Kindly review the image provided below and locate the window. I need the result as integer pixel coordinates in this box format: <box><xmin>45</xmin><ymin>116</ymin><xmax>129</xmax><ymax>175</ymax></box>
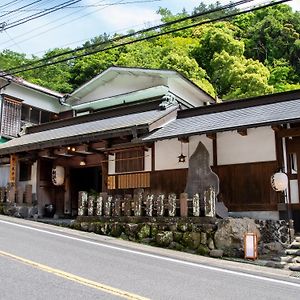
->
<box><xmin>1</xmin><ymin>98</ymin><xmax>22</xmax><ymax>137</ymax></box>
<box><xmin>21</xmin><ymin>104</ymin><xmax>54</xmax><ymax>125</ymax></box>
<box><xmin>19</xmin><ymin>161</ymin><xmax>31</xmax><ymax>181</ymax></box>
<box><xmin>115</xmin><ymin>149</ymin><xmax>144</xmax><ymax>173</ymax></box>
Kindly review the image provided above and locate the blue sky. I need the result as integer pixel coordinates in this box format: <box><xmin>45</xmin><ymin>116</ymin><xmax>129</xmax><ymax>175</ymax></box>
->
<box><xmin>0</xmin><ymin>0</ymin><xmax>299</xmax><ymax>57</ymax></box>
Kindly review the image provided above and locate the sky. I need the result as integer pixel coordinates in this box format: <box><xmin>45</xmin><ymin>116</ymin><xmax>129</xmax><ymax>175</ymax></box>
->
<box><xmin>0</xmin><ymin>0</ymin><xmax>299</xmax><ymax>57</ymax></box>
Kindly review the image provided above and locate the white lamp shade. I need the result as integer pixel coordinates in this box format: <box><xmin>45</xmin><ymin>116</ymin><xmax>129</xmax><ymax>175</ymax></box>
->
<box><xmin>52</xmin><ymin>165</ymin><xmax>65</xmax><ymax>186</ymax></box>
<box><xmin>271</xmin><ymin>172</ymin><xmax>288</xmax><ymax>191</ymax></box>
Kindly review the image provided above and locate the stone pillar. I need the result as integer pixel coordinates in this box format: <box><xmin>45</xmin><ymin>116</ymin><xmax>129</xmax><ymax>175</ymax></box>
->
<box><xmin>0</xmin><ymin>187</ymin><xmax>5</xmax><ymax>203</ymax></box>
<box><xmin>156</xmin><ymin>194</ymin><xmax>165</xmax><ymax>217</ymax></box>
<box><xmin>78</xmin><ymin>191</ymin><xmax>88</xmax><ymax>216</ymax></box>
<box><xmin>104</xmin><ymin>195</ymin><xmax>112</xmax><ymax>216</ymax></box>
<box><xmin>168</xmin><ymin>193</ymin><xmax>176</xmax><ymax>217</ymax></box>
<box><xmin>95</xmin><ymin>194</ymin><xmax>103</xmax><ymax>216</ymax></box>
<box><xmin>192</xmin><ymin>193</ymin><xmax>200</xmax><ymax>217</ymax></box>
<box><xmin>145</xmin><ymin>194</ymin><xmax>154</xmax><ymax>217</ymax></box>
<box><xmin>87</xmin><ymin>195</ymin><xmax>94</xmax><ymax>216</ymax></box>
<box><xmin>180</xmin><ymin>193</ymin><xmax>188</xmax><ymax>217</ymax></box>
<box><xmin>113</xmin><ymin>195</ymin><xmax>122</xmax><ymax>217</ymax></box>
<box><xmin>204</xmin><ymin>186</ymin><xmax>216</xmax><ymax>217</ymax></box>
<box><xmin>124</xmin><ymin>194</ymin><xmax>132</xmax><ymax>216</ymax></box>
<box><xmin>133</xmin><ymin>189</ymin><xmax>143</xmax><ymax>216</ymax></box>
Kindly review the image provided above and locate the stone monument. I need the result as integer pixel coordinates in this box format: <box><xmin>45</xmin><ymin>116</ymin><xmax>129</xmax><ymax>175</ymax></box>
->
<box><xmin>185</xmin><ymin>141</ymin><xmax>228</xmax><ymax>218</ymax></box>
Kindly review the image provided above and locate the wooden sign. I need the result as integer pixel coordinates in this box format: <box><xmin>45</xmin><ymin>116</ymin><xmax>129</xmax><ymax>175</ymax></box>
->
<box><xmin>244</xmin><ymin>233</ymin><xmax>258</xmax><ymax>260</ymax></box>
<box><xmin>9</xmin><ymin>154</ymin><xmax>17</xmax><ymax>184</ymax></box>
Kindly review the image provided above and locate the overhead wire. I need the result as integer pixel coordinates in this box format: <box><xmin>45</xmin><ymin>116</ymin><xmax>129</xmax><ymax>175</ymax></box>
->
<box><xmin>0</xmin><ymin>0</ymin><xmax>24</xmax><ymax>10</ymax></box>
<box><xmin>0</xmin><ymin>0</ymin><xmax>43</xmax><ymax>19</ymax></box>
<box><xmin>4</xmin><ymin>0</ymin><xmax>256</xmax><ymax>73</ymax></box>
<box><xmin>4</xmin><ymin>0</ymin><xmax>83</xmax><ymax>30</ymax></box>
<box><xmin>0</xmin><ymin>0</ymin><xmax>114</xmax><ymax>49</ymax></box>
<box><xmin>3</xmin><ymin>0</ymin><xmax>292</xmax><ymax>75</ymax></box>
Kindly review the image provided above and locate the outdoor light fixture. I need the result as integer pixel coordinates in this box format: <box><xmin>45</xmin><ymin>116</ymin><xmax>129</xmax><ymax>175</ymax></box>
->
<box><xmin>79</xmin><ymin>160</ymin><xmax>86</xmax><ymax>166</ymax></box>
<box><xmin>178</xmin><ymin>141</ymin><xmax>186</xmax><ymax>163</ymax></box>
<box><xmin>271</xmin><ymin>170</ymin><xmax>288</xmax><ymax>191</ymax></box>
<box><xmin>52</xmin><ymin>165</ymin><xmax>65</xmax><ymax>186</ymax></box>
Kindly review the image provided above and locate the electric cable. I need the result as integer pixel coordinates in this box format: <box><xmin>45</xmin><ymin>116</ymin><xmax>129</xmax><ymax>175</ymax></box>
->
<box><xmin>4</xmin><ymin>0</ymin><xmax>257</xmax><ymax>73</ymax></box>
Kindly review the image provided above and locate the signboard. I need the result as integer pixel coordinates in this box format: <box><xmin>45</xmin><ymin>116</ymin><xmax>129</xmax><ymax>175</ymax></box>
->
<box><xmin>244</xmin><ymin>233</ymin><xmax>258</xmax><ymax>260</ymax></box>
<box><xmin>9</xmin><ymin>154</ymin><xmax>17</xmax><ymax>184</ymax></box>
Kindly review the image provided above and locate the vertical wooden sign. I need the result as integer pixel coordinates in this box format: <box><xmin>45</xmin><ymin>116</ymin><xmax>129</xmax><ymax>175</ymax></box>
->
<box><xmin>9</xmin><ymin>154</ymin><xmax>17</xmax><ymax>184</ymax></box>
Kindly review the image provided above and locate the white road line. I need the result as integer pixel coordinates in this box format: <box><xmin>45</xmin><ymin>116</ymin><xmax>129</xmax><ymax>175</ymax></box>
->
<box><xmin>1</xmin><ymin>219</ymin><xmax>300</xmax><ymax>288</ymax></box>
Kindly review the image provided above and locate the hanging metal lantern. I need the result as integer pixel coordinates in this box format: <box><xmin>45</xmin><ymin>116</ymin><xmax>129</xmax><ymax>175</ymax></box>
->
<box><xmin>52</xmin><ymin>165</ymin><xmax>65</xmax><ymax>186</ymax></box>
<box><xmin>271</xmin><ymin>171</ymin><xmax>288</xmax><ymax>191</ymax></box>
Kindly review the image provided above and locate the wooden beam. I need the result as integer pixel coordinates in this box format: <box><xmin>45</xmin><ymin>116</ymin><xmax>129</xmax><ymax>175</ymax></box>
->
<box><xmin>271</xmin><ymin>125</ymin><xmax>282</xmax><ymax>132</ymax></box>
<box><xmin>237</xmin><ymin>128</ymin><xmax>247</xmax><ymax>136</ymax></box>
<box><xmin>277</xmin><ymin>127</ymin><xmax>300</xmax><ymax>138</ymax></box>
<box><xmin>38</xmin><ymin>149</ymin><xmax>56</xmax><ymax>159</ymax></box>
<box><xmin>206</xmin><ymin>133</ymin><xmax>216</xmax><ymax>140</ymax></box>
<box><xmin>90</xmin><ymin>140</ymin><xmax>108</xmax><ymax>150</ymax></box>
<box><xmin>178</xmin><ymin>137</ymin><xmax>189</xmax><ymax>143</ymax></box>
<box><xmin>54</xmin><ymin>148</ymin><xmax>74</xmax><ymax>157</ymax></box>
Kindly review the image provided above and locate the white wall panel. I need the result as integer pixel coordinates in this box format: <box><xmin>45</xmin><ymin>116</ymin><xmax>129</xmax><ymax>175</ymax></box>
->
<box><xmin>217</xmin><ymin>127</ymin><xmax>276</xmax><ymax>165</ymax></box>
<box><xmin>155</xmin><ymin>135</ymin><xmax>213</xmax><ymax>170</ymax></box>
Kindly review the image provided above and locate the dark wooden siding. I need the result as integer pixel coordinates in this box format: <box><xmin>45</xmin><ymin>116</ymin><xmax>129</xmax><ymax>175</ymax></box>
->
<box><xmin>213</xmin><ymin>161</ymin><xmax>279</xmax><ymax>211</ymax></box>
<box><xmin>150</xmin><ymin>169</ymin><xmax>188</xmax><ymax>196</ymax></box>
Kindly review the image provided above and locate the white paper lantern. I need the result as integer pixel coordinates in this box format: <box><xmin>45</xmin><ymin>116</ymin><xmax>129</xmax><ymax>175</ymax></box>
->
<box><xmin>271</xmin><ymin>171</ymin><xmax>288</xmax><ymax>191</ymax></box>
<box><xmin>52</xmin><ymin>165</ymin><xmax>65</xmax><ymax>186</ymax></box>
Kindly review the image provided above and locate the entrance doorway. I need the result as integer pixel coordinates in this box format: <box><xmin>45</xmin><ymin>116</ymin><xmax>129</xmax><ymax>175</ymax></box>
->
<box><xmin>286</xmin><ymin>137</ymin><xmax>300</xmax><ymax>231</ymax></box>
<box><xmin>70</xmin><ymin>166</ymin><xmax>102</xmax><ymax>215</ymax></box>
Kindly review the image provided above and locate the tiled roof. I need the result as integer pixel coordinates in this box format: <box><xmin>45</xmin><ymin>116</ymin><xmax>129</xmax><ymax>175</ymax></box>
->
<box><xmin>144</xmin><ymin>97</ymin><xmax>300</xmax><ymax>141</ymax></box>
<box><xmin>0</xmin><ymin>107</ymin><xmax>177</xmax><ymax>155</ymax></box>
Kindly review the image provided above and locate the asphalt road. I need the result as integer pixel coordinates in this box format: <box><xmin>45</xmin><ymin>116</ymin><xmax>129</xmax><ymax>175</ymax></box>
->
<box><xmin>0</xmin><ymin>215</ymin><xmax>300</xmax><ymax>300</ymax></box>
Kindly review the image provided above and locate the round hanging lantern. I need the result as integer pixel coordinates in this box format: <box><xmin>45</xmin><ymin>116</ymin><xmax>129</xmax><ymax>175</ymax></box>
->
<box><xmin>271</xmin><ymin>171</ymin><xmax>288</xmax><ymax>191</ymax></box>
<box><xmin>52</xmin><ymin>165</ymin><xmax>65</xmax><ymax>186</ymax></box>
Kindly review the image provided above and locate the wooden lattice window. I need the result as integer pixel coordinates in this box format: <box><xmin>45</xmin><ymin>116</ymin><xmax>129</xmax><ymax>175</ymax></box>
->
<box><xmin>115</xmin><ymin>149</ymin><xmax>144</xmax><ymax>173</ymax></box>
<box><xmin>1</xmin><ymin>98</ymin><xmax>22</xmax><ymax>137</ymax></box>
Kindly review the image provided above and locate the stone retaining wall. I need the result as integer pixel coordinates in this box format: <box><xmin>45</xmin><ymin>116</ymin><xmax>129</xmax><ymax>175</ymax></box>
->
<box><xmin>71</xmin><ymin>216</ymin><xmax>291</xmax><ymax>258</ymax></box>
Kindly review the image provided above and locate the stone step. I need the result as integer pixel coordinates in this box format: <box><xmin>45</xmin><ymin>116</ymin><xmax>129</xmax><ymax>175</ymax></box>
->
<box><xmin>289</xmin><ymin>242</ymin><xmax>300</xmax><ymax>249</ymax></box>
<box><xmin>279</xmin><ymin>256</ymin><xmax>295</xmax><ymax>263</ymax></box>
<box><xmin>285</xmin><ymin>249</ymin><xmax>300</xmax><ymax>256</ymax></box>
<box><xmin>289</xmin><ymin>264</ymin><xmax>300</xmax><ymax>272</ymax></box>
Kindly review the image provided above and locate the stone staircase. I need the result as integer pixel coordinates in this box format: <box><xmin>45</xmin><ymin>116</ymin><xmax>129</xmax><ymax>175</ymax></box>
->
<box><xmin>282</xmin><ymin>236</ymin><xmax>300</xmax><ymax>271</ymax></box>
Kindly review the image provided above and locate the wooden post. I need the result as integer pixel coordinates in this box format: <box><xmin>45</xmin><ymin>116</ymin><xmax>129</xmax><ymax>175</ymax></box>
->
<box><xmin>180</xmin><ymin>193</ymin><xmax>188</xmax><ymax>217</ymax></box>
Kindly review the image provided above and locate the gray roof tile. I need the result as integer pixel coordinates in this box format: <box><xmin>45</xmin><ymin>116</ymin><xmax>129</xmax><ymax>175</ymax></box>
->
<box><xmin>0</xmin><ymin>108</ymin><xmax>175</xmax><ymax>155</ymax></box>
<box><xmin>144</xmin><ymin>98</ymin><xmax>300</xmax><ymax>141</ymax></box>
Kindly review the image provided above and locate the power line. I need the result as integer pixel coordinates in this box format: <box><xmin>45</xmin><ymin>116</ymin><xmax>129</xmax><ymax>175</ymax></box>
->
<box><xmin>3</xmin><ymin>0</ymin><xmax>292</xmax><ymax>75</ymax></box>
<box><xmin>0</xmin><ymin>0</ymin><xmax>162</xmax><ymax>12</ymax></box>
<box><xmin>0</xmin><ymin>0</ymin><xmax>117</xmax><ymax>49</ymax></box>
<box><xmin>3</xmin><ymin>0</ymin><xmax>83</xmax><ymax>30</ymax></box>
<box><xmin>0</xmin><ymin>0</ymin><xmax>24</xmax><ymax>10</ymax></box>
<box><xmin>0</xmin><ymin>0</ymin><xmax>43</xmax><ymax>19</ymax></box>
<box><xmin>4</xmin><ymin>0</ymin><xmax>256</xmax><ymax>73</ymax></box>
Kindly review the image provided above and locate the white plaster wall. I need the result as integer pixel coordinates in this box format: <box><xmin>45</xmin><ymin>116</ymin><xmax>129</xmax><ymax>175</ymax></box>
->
<box><xmin>0</xmin><ymin>165</ymin><xmax>9</xmax><ymax>186</ymax></box>
<box><xmin>80</xmin><ymin>75</ymin><xmax>166</xmax><ymax>103</ymax></box>
<box><xmin>290</xmin><ymin>180</ymin><xmax>299</xmax><ymax>204</ymax></box>
<box><xmin>217</xmin><ymin>126</ymin><xmax>276</xmax><ymax>165</ymax></box>
<box><xmin>4</xmin><ymin>84</ymin><xmax>61</xmax><ymax>113</ymax></box>
<box><xmin>155</xmin><ymin>135</ymin><xmax>213</xmax><ymax>171</ymax></box>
